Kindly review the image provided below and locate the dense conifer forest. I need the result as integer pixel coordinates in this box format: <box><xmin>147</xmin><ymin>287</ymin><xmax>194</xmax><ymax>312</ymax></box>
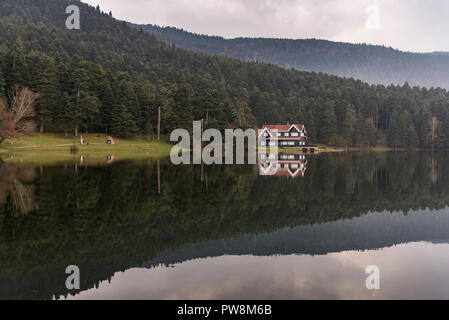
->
<box><xmin>1</xmin><ymin>0</ymin><xmax>449</xmax><ymax>148</ymax></box>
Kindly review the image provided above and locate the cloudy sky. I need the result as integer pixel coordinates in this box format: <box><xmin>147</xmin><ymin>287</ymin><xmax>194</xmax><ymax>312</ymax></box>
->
<box><xmin>82</xmin><ymin>0</ymin><xmax>449</xmax><ymax>53</ymax></box>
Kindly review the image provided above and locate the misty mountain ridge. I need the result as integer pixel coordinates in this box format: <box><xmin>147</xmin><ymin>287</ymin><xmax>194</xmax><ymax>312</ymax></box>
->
<box><xmin>137</xmin><ymin>24</ymin><xmax>449</xmax><ymax>89</ymax></box>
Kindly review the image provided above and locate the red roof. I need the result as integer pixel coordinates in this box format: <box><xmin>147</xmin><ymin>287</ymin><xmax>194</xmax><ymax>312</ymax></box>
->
<box><xmin>262</xmin><ymin>124</ymin><xmax>304</xmax><ymax>132</ymax></box>
<box><xmin>273</xmin><ymin>169</ymin><xmax>304</xmax><ymax>178</ymax></box>
<box><xmin>259</xmin><ymin>163</ymin><xmax>306</xmax><ymax>178</ymax></box>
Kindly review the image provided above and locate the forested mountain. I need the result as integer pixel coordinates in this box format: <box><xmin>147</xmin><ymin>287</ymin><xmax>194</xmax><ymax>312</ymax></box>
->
<box><xmin>1</xmin><ymin>0</ymin><xmax>449</xmax><ymax>148</ymax></box>
<box><xmin>140</xmin><ymin>24</ymin><xmax>449</xmax><ymax>90</ymax></box>
<box><xmin>428</xmin><ymin>52</ymin><xmax>449</xmax><ymax>57</ymax></box>
<box><xmin>145</xmin><ymin>209</ymin><xmax>449</xmax><ymax>267</ymax></box>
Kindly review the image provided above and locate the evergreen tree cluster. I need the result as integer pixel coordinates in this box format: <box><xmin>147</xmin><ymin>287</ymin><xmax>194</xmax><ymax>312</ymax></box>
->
<box><xmin>1</xmin><ymin>0</ymin><xmax>449</xmax><ymax>147</ymax></box>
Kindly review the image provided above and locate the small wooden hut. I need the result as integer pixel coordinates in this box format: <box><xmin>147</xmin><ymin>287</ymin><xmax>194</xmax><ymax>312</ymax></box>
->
<box><xmin>106</xmin><ymin>136</ymin><xmax>116</xmax><ymax>145</ymax></box>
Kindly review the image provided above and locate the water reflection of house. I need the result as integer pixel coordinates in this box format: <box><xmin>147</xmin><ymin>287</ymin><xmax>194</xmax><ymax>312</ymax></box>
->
<box><xmin>258</xmin><ymin>153</ymin><xmax>307</xmax><ymax>178</ymax></box>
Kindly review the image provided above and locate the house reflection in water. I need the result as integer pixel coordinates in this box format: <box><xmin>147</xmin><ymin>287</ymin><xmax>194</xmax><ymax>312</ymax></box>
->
<box><xmin>258</xmin><ymin>153</ymin><xmax>307</xmax><ymax>178</ymax></box>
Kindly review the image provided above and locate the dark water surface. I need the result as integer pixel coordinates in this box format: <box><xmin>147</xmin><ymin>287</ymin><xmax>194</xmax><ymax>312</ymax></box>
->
<box><xmin>1</xmin><ymin>152</ymin><xmax>449</xmax><ymax>299</ymax></box>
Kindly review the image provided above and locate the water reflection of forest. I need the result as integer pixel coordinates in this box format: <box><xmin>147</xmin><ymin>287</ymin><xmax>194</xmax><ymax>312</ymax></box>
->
<box><xmin>0</xmin><ymin>152</ymin><xmax>448</xmax><ymax>299</ymax></box>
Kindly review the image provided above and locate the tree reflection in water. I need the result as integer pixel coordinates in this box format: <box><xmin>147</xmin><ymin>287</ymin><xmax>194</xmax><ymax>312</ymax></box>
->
<box><xmin>0</xmin><ymin>152</ymin><xmax>448</xmax><ymax>299</ymax></box>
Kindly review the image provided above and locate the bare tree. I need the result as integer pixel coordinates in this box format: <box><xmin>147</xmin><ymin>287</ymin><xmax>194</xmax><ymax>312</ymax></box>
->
<box><xmin>11</xmin><ymin>179</ymin><xmax>37</xmax><ymax>215</ymax></box>
<box><xmin>0</xmin><ymin>163</ymin><xmax>37</xmax><ymax>215</ymax></box>
<box><xmin>8</xmin><ymin>85</ymin><xmax>39</xmax><ymax>133</ymax></box>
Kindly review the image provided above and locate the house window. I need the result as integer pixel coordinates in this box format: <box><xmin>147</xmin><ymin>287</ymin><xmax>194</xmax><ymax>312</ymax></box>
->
<box><xmin>288</xmin><ymin>155</ymin><xmax>295</xmax><ymax>159</ymax></box>
<box><xmin>291</xmin><ymin>133</ymin><xmax>299</xmax><ymax>136</ymax></box>
<box><xmin>288</xmin><ymin>141</ymin><xmax>294</xmax><ymax>146</ymax></box>
<box><xmin>269</xmin><ymin>141</ymin><xmax>276</xmax><ymax>146</ymax></box>
<box><xmin>291</xmin><ymin>164</ymin><xmax>299</xmax><ymax>169</ymax></box>
<box><xmin>285</xmin><ymin>133</ymin><xmax>290</xmax><ymax>137</ymax></box>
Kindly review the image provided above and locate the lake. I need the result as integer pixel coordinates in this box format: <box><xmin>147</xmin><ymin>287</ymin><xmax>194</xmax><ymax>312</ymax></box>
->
<box><xmin>1</xmin><ymin>151</ymin><xmax>449</xmax><ymax>299</ymax></box>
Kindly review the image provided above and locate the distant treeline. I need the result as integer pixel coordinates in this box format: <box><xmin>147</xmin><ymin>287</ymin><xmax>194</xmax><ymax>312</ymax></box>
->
<box><xmin>2</xmin><ymin>0</ymin><xmax>449</xmax><ymax>148</ymax></box>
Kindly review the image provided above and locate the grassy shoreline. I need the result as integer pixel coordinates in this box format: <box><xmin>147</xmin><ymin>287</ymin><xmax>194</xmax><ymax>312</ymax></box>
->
<box><xmin>0</xmin><ymin>134</ymin><xmax>173</xmax><ymax>164</ymax></box>
<box><xmin>0</xmin><ymin>134</ymin><xmax>415</xmax><ymax>164</ymax></box>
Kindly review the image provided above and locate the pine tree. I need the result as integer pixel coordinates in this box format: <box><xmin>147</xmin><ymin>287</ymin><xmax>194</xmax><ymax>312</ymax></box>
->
<box><xmin>69</xmin><ymin>58</ymin><xmax>98</xmax><ymax>134</ymax></box>
<box><xmin>117</xmin><ymin>73</ymin><xmax>139</xmax><ymax>122</ymax></box>
<box><xmin>110</xmin><ymin>103</ymin><xmax>138</xmax><ymax>137</ymax></box>
<box><xmin>201</xmin><ymin>89</ymin><xmax>226</xmax><ymax>128</ymax></box>
<box><xmin>343</xmin><ymin>104</ymin><xmax>356</xmax><ymax>144</ymax></box>
<box><xmin>99</xmin><ymin>83</ymin><xmax>115</xmax><ymax>134</ymax></box>
<box><xmin>35</xmin><ymin>56</ymin><xmax>60</xmax><ymax>132</ymax></box>
<box><xmin>0</xmin><ymin>67</ymin><xmax>6</xmax><ymax>101</ymax></box>
<box><xmin>0</xmin><ymin>99</ymin><xmax>15</xmax><ymax>143</ymax></box>
<box><xmin>58</xmin><ymin>92</ymin><xmax>76</xmax><ymax>135</ymax></box>
<box><xmin>436</xmin><ymin>110</ymin><xmax>449</xmax><ymax>149</ymax></box>
<box><xmin>232</xmin><ymin>98</ymin><xmax>256</xmax><ymax>128</ymax></box>
<box><xmin>354</xmin><ymin>114</ymin><xmax>370</xmax><ymax>146</ymax></box>
<box><xmin>79</xmin><ymin>92</ymin><xmax>101</xmax><ymax>133</ymax></box>
<box><xmin>416</xmin><ymin>109</ymin><xmax>433</xmax><ymax>148</ymax></box>
<box><xmin>320</xmin><ymin>102</ymin><xmax>337</xmax><ymax>144</ymax></box>
<box><xmin>388</xmin><ymin>110</ymin><xmax>415</xmax><ymax>148</ymax></box>
<box><xmin>134</xmin><ymin>79</ymin><xmax>157</xmax><ymax>132</ymax></box>
<box><xmin>169</xmin><ymin>84</ymin><xmax>193</xmax><ymax>130</ymax></box>
<box><xmin>4</xmin><ymin>41</ymin><xmax>27</xmax><ymax>92</ymax></box>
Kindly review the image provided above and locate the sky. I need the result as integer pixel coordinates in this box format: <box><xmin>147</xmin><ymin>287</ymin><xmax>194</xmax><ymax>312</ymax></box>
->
<box><xmin>68</xmin><ymin>242</ymin><xmax>449</xmax><ymax>299</ymax></box>
<box><xmin>82</xmin><ymin>0</ymin><xmax>449</xmax><ymax>53</ymax></box>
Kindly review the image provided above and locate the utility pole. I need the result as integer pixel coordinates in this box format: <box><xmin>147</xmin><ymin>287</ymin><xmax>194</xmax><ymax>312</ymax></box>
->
<box><xmin>157</xmin><ymin>106</ymin><xmax>161</xmax><ymax>141</ymax></box>
<box><xmin>431</xmin><ymin>117</ymin><xmax>437</xmax><ymax>152</ymax></box>
<box><xmin>157</xmin><ymin>160</ymin><xmax>161</xmax><ymax>194</ymax></box>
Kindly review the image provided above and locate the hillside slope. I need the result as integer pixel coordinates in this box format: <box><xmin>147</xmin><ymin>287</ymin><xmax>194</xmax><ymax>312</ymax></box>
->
<box><xmin>1</xmin><ymin>0</ymin><xmax>449</xmax><ymax>148</ymax></box>
<box><xmin>140</xmin><ymin>24</ymin><xmax>449</xmax><ymax>89</ymax></box>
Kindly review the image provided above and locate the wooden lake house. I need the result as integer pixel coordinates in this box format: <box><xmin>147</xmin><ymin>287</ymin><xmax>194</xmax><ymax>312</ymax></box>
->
<box><xmin>259</xmin><ymin>123</ymin><xmax>317</xmax><ymax>152</ymax></box>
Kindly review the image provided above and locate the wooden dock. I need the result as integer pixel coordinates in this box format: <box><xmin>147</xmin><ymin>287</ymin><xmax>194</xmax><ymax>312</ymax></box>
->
<box><xmin>302</xmin><ymin>145</ymin><xmax>318</xmax><ymax>153</ymax></box>
<box><xmin>280</xmin><ymin>145</ymin><xmax>318</xmax><ymax>153</ymax></box>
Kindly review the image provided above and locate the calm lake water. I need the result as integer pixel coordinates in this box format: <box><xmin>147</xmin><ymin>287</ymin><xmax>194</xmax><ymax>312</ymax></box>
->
<box><xmin>1</xmin><ymin>152</ymin><xmax>449</xmax><ymax>299</ymax></box>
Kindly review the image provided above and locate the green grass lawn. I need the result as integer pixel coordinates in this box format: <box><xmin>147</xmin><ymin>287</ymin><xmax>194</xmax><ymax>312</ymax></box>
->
<box><xmin>0</xmin><ymin>134</ymin><xmax>173</xmax><ymax>164</ymax></box>
<box><xmin>316</xmin><ymin>145</ymin><xmax>346</xmax><ymax>153</ymax></box>
<box><xmin>0</xmin><ymin>134</ymin><xmax>405</xmax><ymax>165</ymax></box>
